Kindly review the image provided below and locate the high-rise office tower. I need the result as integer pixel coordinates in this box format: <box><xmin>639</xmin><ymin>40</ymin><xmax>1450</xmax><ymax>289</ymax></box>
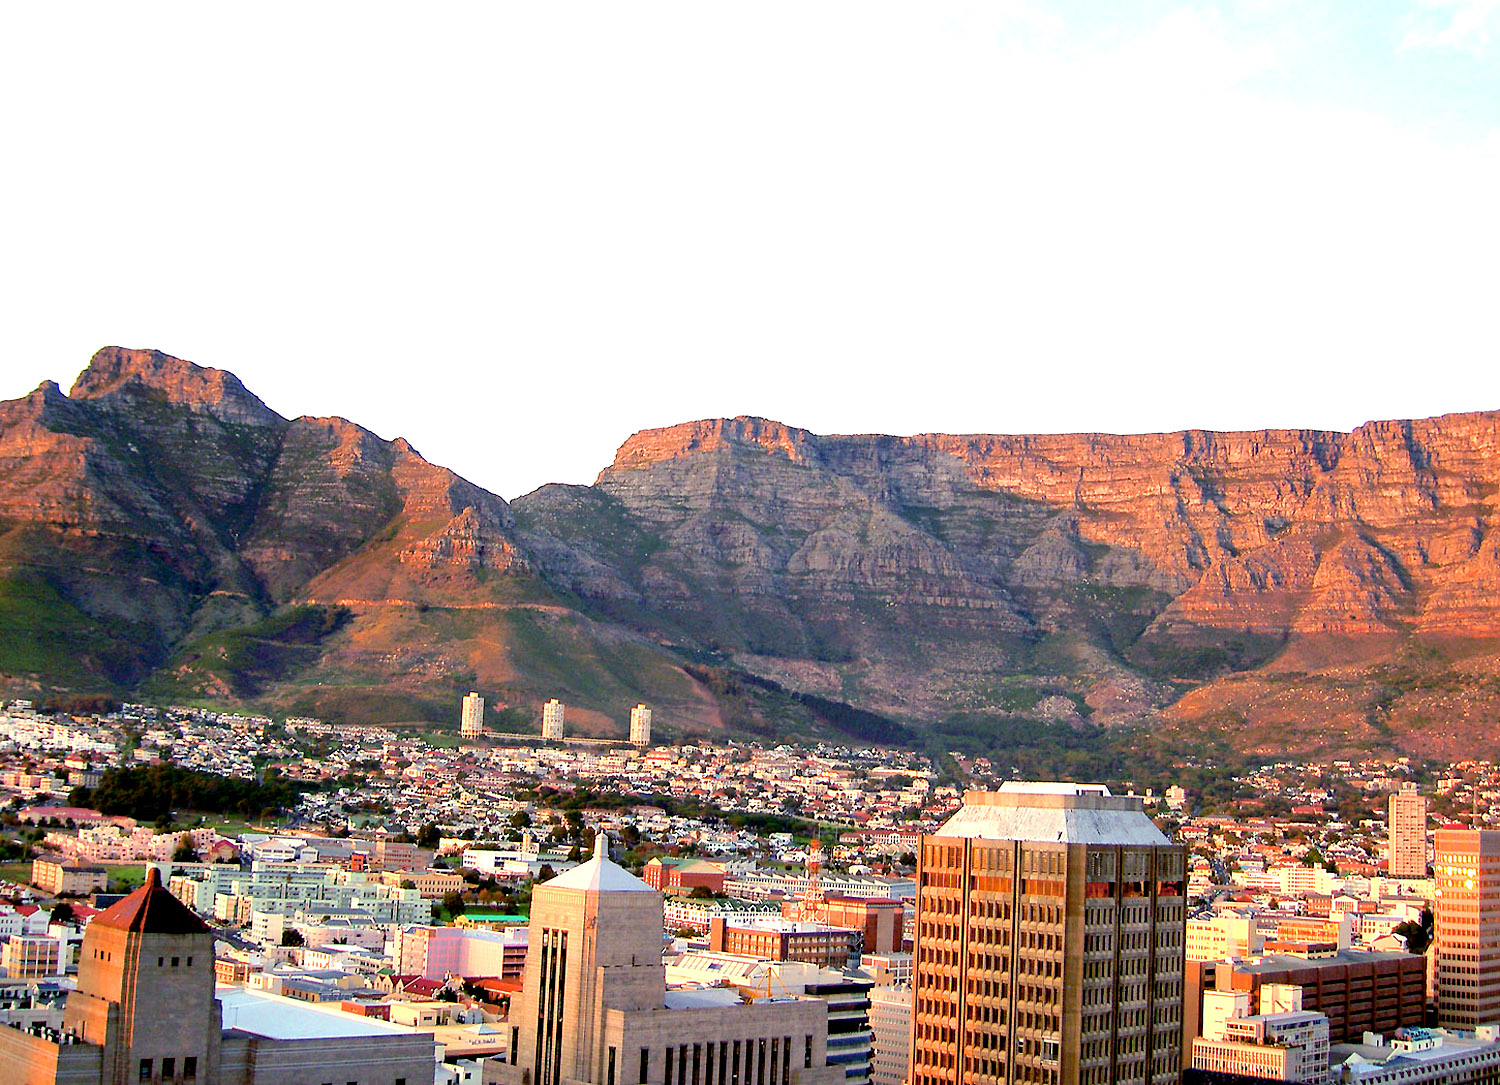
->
<box><xmin>1434</xmin><ymin>827</ymin><xmax>1500</xmax><ymax>1028</ymax></box>
<box><xmin>461</xmin><ymin>691</ymin><xmax>485</xmax><ymax>739</ymax></box>
<box><xmin>1387</xmin><ymin>784</ymin><xmax>1427</xmax><ymax>878</ymax></box>
<box><xmin>542</xmin><ymin>698</ymin><xmax>565</xmax><ymax>741</ymax></box>
<box><xmin>630</xmin><ymin>703</ymin><xmax>653</xmax><ymax>747</ymax></box>
<box><xmin>909</xmin><ymin>783</ymin><xmax>1187</xmax><ymax>1085</ymax></box>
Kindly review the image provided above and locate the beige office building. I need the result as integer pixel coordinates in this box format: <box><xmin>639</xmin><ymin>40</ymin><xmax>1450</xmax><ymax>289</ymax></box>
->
<box><xmin>487</xmin><ymin>833</ymin><xmax>845</xmax><ymax>1085</ymax></box>
<box><xmin>542</xmin><ymin>698</ymin><xmax>566</xmax><ymax>741</ymax></box>
<box><xmin>868</xmin><ymin>985</ymin><xmax>911</xmax><ymax>1085</ymax></box>
<box><xmin>1434</xmin><ymin>827</ymin><xmax>1500</xmax><ymax>1028</ymax></box>
<box><xmin>1387</xmin><ymin>785</ymin><xmax>1427</xmax><ymax>879</ymax></box>
<box><xmin>462</xmin><ymin>691</ymin><xmax>486</xmax><ymax>738</ymax></box>
<box><xmin>909</xmin><ymin>783</ymin><xmax>1187</xmax><ymax>1085</ymax></box>
<box><xmin>630</xmin><ymin>703</ymin><xmax>653</xmax><ymax>747</ymax></box>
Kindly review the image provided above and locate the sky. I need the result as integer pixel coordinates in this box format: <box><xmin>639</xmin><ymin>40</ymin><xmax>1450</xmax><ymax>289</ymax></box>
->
<box><xmin>2</xmin><ymin>2</ymin><xmax>1498</xmax><ymax>499</ymax></box>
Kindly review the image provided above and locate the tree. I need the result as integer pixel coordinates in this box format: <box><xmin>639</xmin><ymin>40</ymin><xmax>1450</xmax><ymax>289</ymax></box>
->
<box><xmin>49</xmin><ymin>901</ymin><xmax>75</xmax><ymax>925</ymax></box>
<box><xmin>1393</xmin><ymin>908</ymin><xmax>1435</xmax><ymax>955</ymax></box>
<box><xmin>417</xmin><ymin>822</ymin><xmax>441</xmax><ymax>849</ymax></box>
<box><xmin>173</xmin><ymin>834</ymin><xmax>199</xmax><ymax>862</ymax></box>
<box><xmin>509</xmin><ymin>810</ymin><xmax>532</xmax><ymax>830</ymax></box>
<box><xmin>442</xmin><ymin>890</ymin><xmax>466</xmax><ymax>917</ymax></box>
<box><xmin>280</xmin><ymin>928</ymin><xmax>305</xmax><ymax>947</ymax></box>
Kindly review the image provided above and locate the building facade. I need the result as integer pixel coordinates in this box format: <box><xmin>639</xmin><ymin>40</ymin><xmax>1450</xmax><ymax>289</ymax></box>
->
<box><xmin>1189</xmin><ymin>987</ymin><xmax>1329</xmax><ymax>1083</ymax></box>
<box><xmin>462</xmin><ymin>692</ymin><xmax>486</xmax><ymax>739</ymax></box>
<box><xmin>1387</xmin><ymin>786</ymin><xmax>1427</xmax><ymax>879</ymax></box>
<box><xmin>1435</xmin><ymin>828</ymin><xmax>1500</xmax><ymax>1028</ymax></box>
<box><xmin>1189</xmin><ymin>949</ymin><xmax>1427</xmax><ymax>1047</ymax></box>
<box><xmin>868</xmin><ymin>986</ymin><xmax>911</xmax><ymax>1085</ymax></box>
<box><xmin>909</xmin><ymin>783</ymin><xmax>1187</xmax><ymax>1085</ymax></box>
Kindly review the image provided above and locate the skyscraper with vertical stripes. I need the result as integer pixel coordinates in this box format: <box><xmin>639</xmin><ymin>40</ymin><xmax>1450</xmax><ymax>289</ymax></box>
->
<box><xmin>909</xmin><ymin>783</ymin><xmax>1187</xmax><ymax>1085</ymax></box>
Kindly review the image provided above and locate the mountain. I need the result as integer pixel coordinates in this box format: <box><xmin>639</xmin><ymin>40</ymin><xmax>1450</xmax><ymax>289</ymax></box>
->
<box><xmin>0</xmin><ymin>348</ymin><xmax>711</xmax><ymax>735</ymax></box>
<box><xmin>4</xmin><ymin>347</ymin><xmax>1500</xmax><ymax>760</ymax></box>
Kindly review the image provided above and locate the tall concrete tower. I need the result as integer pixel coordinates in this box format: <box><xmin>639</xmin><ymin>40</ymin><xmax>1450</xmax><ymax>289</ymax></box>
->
<box><xmin>629</xmin><ymin>703</ymin><xmax>653</xmax><ymax>747</ymax></box>
<box><xmin>1387</xmin><ymin>783</ymin><xmax>1427</xmax><ymax>878</ymax></box>
<box><xmin>909</xmin><ymin>783</ymin><xmax>1187</xmax><ymax>1085</ymax></box>
<box><xmin>541</xmin><ymin>698</ymin><xmax>565</xmax><ymax>741</ymax></box>
<box><xmin>461</xmin><ymin>691</ymin><xmax>485</xmax><ymax>739</ymax></box>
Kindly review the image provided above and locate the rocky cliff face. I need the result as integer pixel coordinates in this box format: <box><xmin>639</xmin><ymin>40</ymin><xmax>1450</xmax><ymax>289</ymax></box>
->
<box><xmin>6</xmin><ymin>349</ymin><xmax>1500</xmax><ymax>758</ymax></box>
<box><xmin>515</xmin><ymin>412</ymin><xmax>1500</xmax><ymax>756</ymax></box>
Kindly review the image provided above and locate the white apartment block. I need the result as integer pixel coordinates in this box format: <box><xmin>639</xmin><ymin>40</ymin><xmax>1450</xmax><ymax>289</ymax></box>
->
<box><xmin>629</xmin><ymin>703</ymin><xmax>652</xmax><ymax>747</ymax></box>
<box><xmin>461</xmin><ymin>692</ymin><xmax>485</xmax><ymax>739</ymax></box>
<box><xmin>541</xmin><ymin>698</ymin><xmax>565</xmax><ymax>741</ymax></box>
<box><xmin>1191</xmin><ymin>986</ymin><xmax>1329</xmax><ymax>1083</ymax></box>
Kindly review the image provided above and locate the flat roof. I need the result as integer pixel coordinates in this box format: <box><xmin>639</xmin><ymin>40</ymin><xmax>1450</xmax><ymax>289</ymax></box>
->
<box><xmin>665</xmin><ymin>988</ymin><xmax>746</xmax><ymax>1010</ymax></box>
<box><xmin>217</xmin><ymin>987</ymin><xmax>425</xmax><ymax>1040</ymax></box>
<box><xmin>1228</xmin><ymin>948</ymin><xmax>1424</xmax><ymax>974</ymax></box>
<box><xmin>936</xmin><ymin>789</ymin><xmax>1167</xmax><ymax>846</ymax></box>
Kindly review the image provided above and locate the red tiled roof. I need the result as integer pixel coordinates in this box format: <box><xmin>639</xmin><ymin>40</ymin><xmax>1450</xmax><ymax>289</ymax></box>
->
<box><xmin>90</xmin><ymin>868</ymin><xmax>209</xmax><ymax>935</ymax></box>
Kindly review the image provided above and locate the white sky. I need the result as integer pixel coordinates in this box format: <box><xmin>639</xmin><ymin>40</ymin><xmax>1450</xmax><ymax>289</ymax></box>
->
<box><xmin>2</xmin><ymin>2</ymin><xmax>1498</xmax><ymax>499</ymax></box>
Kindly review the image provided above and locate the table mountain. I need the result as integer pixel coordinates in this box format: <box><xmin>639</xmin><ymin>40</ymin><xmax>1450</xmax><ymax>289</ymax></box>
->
<box><xmin>4</xmin><ymin>347</ymin><xmax>1499</xmax><ymax>758</ymax></box>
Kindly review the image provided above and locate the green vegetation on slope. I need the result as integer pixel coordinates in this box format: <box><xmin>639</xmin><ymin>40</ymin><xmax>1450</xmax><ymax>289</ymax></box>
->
<box><xmin>0</xmin><ymin>572</ymin><xmax>159</xmax><ymax>689</ymax></box>
<box><xmin>143</xmin><ymin>604</ymin><xmax>352</xmax><ymax>700</ymax></box>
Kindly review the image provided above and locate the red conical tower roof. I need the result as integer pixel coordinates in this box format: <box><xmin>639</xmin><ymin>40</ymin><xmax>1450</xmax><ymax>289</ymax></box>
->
<box><xmin>90</xmin><ymin>867</ymin><xmax>211</xmax><ymax>935</ymax></box>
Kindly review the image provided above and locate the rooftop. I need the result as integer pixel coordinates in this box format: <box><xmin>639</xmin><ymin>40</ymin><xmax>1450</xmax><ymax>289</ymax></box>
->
<box><xmin>1226</xmin><ymin>947</ymin><xmax>1424</xmax><ymax>974</ymax></box>
<box><xmin>91</xmin><ymin>867</ymin><xmax>210</xmax><ymax>936</ymax></box>
<box><xmin>544</xmin><ymin>832</ymin><xmax>654</xmax><ymax>894</ymax></box>
<box><xmin>934</xmin><ymin>786</ymin><xmax>1168</xmax><ymax>846</ymax></box>
<box><xmin>218</xmin><ymin>987</ymin><xmax>420</xmax><ymax>1040</ymax></box>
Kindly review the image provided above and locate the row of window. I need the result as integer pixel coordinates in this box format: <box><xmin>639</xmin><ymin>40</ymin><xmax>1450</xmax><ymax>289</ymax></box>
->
<box><xmin>136</xmin><ymin>1057</ymin><xmax>197</xmax><ymax>1082</ymax></box>
<box><xmin>641</xmin><ymin>1035</ymin><xmax>815</xmax><ymax>1085</ymax></box>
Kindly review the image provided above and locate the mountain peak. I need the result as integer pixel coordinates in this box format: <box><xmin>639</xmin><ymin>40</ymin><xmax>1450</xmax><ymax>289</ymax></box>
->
<box><xmin>69</xmin><ymin>346</ymin><xmax>282</xmax><ymax>427</ymax></box>
<box><xmin>604</xmin><ymin>415</ymin><xmax>816</xmax><ymax>477</ymax></box>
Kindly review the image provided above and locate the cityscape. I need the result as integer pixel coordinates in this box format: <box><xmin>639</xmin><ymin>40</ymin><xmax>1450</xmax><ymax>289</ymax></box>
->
<box><xmin>0</xmin><ymin>694</ymin><xmax>1496</xmax><ymax>1083</ymax></box>
<box><xmin>4</xmin><ymin>5</ymin><xmax>1499</xmax><ymax>1085</ymax></box>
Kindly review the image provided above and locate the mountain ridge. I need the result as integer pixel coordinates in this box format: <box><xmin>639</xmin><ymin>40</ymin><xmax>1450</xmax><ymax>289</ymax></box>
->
<box><xmin>4</xmin><ymin>346</ymin><xmax>1500</xmax><ymax>760</ymax></box>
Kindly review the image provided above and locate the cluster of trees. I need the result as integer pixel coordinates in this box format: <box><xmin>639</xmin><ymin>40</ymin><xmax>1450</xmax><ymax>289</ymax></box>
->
<box><xmin>70</xmin><ymin>764</ymin><xmax>307</xmax><ymax>821</ymax></box>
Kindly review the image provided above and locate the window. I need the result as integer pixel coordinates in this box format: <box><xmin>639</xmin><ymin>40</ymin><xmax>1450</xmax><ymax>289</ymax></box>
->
<box><xmin>172</xmin><ymin>957</ymin><xmax>180</xmax><ymax>967</ymax></box>
<box><xmin>184</xmin><ymin>1057</ymin><xmax>197</xmax><ymax>1080</ymax></box>
<box><xmin>140</xmin><ymin>1060</ymin><xmax>153</xmax><ymax>1082</ymax></box>
<box><xmin>162</xmin><ymin>1058</ymin><xmax>175</xmax><ymax>1078</ymax></box>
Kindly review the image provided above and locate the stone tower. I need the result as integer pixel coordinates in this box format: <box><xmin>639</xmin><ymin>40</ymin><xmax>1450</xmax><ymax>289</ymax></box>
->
<box><xmin>63</xmin><ymin>867</ymin><xmax>221</xmax><ymax>1085</ymax></box>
